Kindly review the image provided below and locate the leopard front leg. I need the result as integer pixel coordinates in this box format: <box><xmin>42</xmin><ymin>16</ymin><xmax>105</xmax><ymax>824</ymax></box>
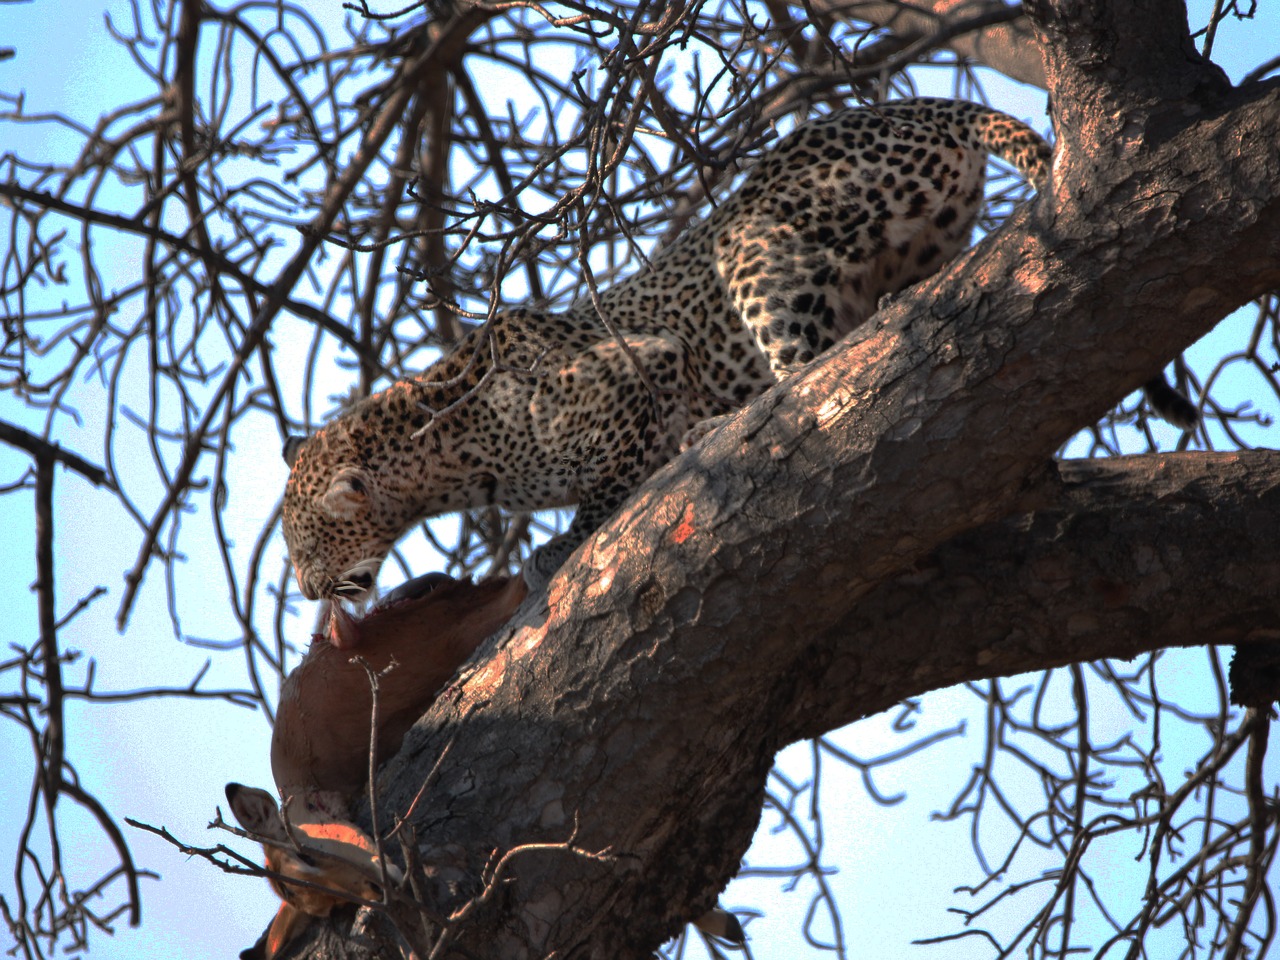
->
<box><xmin>525</xmin><ymin>335</ymin><xmax>694</xmax><ymax>590</ymax></box>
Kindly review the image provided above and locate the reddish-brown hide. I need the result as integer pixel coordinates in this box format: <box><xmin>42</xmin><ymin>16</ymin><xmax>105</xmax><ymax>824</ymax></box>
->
<box><xmin>229</xmin><ymin>573</ymin><xmax>527</xmax><ymax>960</ymax></box>
<box><xmin>270</xmin><ymin>574</ymin><xmax>527</xmax><ymax>799</ymax></box>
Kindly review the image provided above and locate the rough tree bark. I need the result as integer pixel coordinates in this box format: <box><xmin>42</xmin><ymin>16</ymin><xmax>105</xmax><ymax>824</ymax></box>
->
<box><xmin>285</xmin><ymin>452</ymin><xmax>1280</xmax><ymax>958</ymax></box>
<box><xmin>279</xmin><ymin>0</ymin><xmax>1280</xmax><ymax>956</ymax></box>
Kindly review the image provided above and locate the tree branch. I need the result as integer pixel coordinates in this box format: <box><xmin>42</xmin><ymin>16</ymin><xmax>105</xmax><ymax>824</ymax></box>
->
<box><xmin>0</xmin><ymin>420</ymin><xmax>113</xmax><ymax>488</ymax></box>
<box><xmin>809</xmin><ymin>0</ymin><xmax>1048</xmax><ymax>88</ymax></box>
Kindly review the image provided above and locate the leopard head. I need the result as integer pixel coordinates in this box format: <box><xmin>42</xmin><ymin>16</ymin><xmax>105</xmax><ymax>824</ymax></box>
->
<box><xmin>280</xmin><ymin>432</ymin><xmax>411</xmax><ymax>602</ymax></box>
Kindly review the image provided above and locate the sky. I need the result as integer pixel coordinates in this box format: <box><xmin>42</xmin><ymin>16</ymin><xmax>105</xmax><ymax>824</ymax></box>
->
<box><xmin>1</xmin><ymin>1</ymin><xmax>1278</xmax><ymax>959</ymax></box>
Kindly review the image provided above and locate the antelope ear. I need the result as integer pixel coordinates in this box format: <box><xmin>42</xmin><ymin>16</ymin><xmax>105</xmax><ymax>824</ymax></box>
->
<box><xmin>282</xmin><ymin>435</ymin><xmax>307</xmax><ymax>468</ymax></box>
<box><xmin>320</xmin><ymin>467</ymin><xmax>371</xmax><ymax>520</ymax></box>
<box><xmin>225</xmin><ymin>783</ymin><xmax>285</xmax><ymax>840</ymax></box>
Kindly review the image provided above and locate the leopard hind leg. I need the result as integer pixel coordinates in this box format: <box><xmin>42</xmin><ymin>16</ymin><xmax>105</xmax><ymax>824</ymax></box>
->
<box><xmin>714</xmin><ymin>142</ymin><xmax>986</xmax><ymax>379</ymax></box>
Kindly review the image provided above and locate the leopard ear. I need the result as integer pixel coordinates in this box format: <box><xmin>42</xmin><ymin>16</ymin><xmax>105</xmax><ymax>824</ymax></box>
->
<box><xmin>282</xmin><ymin>435</ymin><xmax>307</xmax><ymax>468</ymax></box>
<box><xmin>321</xmin><ymin>467</ymin><xmax>371</xmax><ymax>519</ymax></box>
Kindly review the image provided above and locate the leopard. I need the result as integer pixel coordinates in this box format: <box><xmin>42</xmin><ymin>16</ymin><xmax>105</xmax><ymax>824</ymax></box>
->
<box><xmin>279</xmin><ymin>97</ymin><xmax>1195</xmax><ymax>602</ymax></box>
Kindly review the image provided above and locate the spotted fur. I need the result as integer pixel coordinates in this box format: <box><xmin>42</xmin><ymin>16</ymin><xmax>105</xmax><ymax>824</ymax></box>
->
<box><xmin>283</xmin><ymin>98</ymin><xmax>1058</xmax><ymax>600</ymax></box>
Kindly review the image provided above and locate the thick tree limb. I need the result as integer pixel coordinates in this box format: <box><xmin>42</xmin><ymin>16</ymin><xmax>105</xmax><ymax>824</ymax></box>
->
<box><xmin>286</xmin><ymin>449</ymin><xmax>1280</xmax><ymax>960</ymax></box>
<box><xmin>786</xmin><ymin>452</ymin><xmax>1280</xmax><ymax>737</ymax></box>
